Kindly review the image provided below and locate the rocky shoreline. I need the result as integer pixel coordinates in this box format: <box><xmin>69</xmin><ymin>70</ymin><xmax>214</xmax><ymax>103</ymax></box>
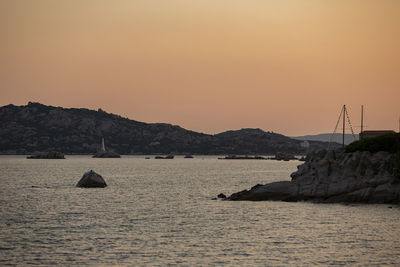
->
<box><xmin>227</xmin><ymin>149</ymin><xmax>400</xmax><ymax>204</ymax></box>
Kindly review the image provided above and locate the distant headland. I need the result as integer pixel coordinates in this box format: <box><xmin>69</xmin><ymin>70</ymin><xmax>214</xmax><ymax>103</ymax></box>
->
<box><xmin>0</xmin><ymin>102</ymin><xmax>339</xmax><ymax>155</ymax></box>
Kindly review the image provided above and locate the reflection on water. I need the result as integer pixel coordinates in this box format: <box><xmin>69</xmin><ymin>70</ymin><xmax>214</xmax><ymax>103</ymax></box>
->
<box><xmin>0</xmin><ymin>155</ymin><xmax>399</xmax><ymax>265</ymax></box>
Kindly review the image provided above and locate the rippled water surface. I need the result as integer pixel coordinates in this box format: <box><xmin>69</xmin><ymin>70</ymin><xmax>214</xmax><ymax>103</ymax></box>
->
<box><xmin>1</xmin><ymin>155</ymin><xmax>399</xmax><ymax>265</ymax></box>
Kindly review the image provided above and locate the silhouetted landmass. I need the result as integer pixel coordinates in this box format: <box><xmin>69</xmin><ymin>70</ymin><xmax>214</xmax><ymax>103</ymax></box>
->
<box><xmin>0</xmin><ymin>102</ymin><xmax>338</xmax><ymax>154</ymax></box>
<box><xmin>292</xmin><ymin>133</ymin><xmax>358</xmax><ymax>145</ymax></box>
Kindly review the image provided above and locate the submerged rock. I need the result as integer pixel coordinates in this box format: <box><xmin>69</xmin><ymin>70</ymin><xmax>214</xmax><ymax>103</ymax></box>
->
<box><xmin>228</xmin><ymin>149</ymin><xmax>400</xmax><ymax>204</ymax></box>
<box><xmin>76</xmin><ymin>170</ymin><xmax>107</xmax><ymax>188</ymax></box>
<box><xmin>27</xmin><ymin>151</ymin><xmax>65</xmax><ymax>159</ymax></box>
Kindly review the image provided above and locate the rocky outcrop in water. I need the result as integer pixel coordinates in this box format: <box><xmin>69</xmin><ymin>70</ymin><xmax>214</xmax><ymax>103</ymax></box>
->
<box><xmin>92</xmin><ymin>151</ymin><xmax>121</xmax><ymax>158</ymax></box>
<box><xmin>27</xmin><ymin>151</ymin><xmax>65</xmax><ymax>159</ymax></box>
<box><xmin>76</xmin><ymin>170</ymin><xmax>107</xmax><ymax>188</ymax></box>
<box><xmin>228</xmin><ymin>149</ymin><xmax>400</xmax><ymax>203</ymax></box>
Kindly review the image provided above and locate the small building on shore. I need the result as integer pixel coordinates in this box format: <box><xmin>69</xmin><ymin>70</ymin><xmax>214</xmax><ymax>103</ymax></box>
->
<box><xmin>359</xmin><ymin>130</ymin><xmax>395</xmax><ymax>140</ymax></box>
<box><xmin>300</xmin><ymin>140</ymin><xmax>310</xmax><ymax>148</ymax></box>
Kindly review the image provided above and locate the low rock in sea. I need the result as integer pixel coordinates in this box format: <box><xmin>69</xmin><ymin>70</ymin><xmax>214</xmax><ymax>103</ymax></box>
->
<box><xmin>217</xmin><ymin>193</ymin><xmax>227</xmax><ymax>199</ymax></box>
<box><xmin>76</xmin><ymin>170</ymin><xmax>107</xmax><ymax>188</ymax></box>
<box><xmin>92</xmin><ymin>151</ymin><xmax>120</xmax><ymax>158</ymax></box>
<box><xmin>27</xmin><ymin>151</ymin><xmax>65</xmax><ymax>159</ymax></box>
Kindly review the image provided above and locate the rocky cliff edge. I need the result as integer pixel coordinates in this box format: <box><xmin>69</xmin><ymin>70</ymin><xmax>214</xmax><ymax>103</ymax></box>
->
<box><xmin>228</xmin><ymin>149</ymin><xmax>400</xmax><ymax>203</ymax></box>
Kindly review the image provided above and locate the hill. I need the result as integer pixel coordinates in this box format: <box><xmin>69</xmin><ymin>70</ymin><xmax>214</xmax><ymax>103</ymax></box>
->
<box><xmin>292</xmin><ymin>133</ymin><xmax>358</xmax><ymax>145</ymax></box>
<box><xmin>0</xmin><ymin>102</ymin><xmax>336</xmax><ymax>154</ymax></box>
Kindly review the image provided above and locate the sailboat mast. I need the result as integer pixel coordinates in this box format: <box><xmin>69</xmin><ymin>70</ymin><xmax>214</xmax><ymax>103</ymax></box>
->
<box><xmin>342</xmin><ymin>105</ymin><xmax>346</xmax><ymax>148</ymax></box>
<box><xmin>361</xmin><ymin>105</ymin><xmax>364</xmax><ymax>133</ymax></box>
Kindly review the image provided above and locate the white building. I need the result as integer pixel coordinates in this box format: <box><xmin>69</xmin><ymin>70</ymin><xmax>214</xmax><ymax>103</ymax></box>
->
<box><xmin>300</xmin><ymin>140</ymin><xmax>310</xmax><ymax>148</ymax></box>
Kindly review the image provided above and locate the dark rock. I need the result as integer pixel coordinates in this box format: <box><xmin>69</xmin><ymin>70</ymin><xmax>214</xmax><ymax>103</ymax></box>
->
<box><xmin>229</xmin><ymin>181</ymin><xmax>298</xmax><ymax>201</ymax></box>
<box><xmin>27</xmin><ymin>151</ymin><xmax>65</xmax><ymax>159</ymax></box>
<box><xmin>217</xmin><ymin>193</ymin><xmax>227</xmax><ymax>199</ymax></box>
<box><xmin>76</xmin><ymin>170</ymin><xmax>107</xmax><ymax>188</ymax></box>
<box><xmin>92</xmin><ymin>151</ymin><xmax>120</xmax><ymax>158</ymax></box>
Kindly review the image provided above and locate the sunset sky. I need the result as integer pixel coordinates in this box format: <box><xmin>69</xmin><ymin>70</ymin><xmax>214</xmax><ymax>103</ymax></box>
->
<box><xmin>1</xmin><ymin>0</ymin><xmax>399</xmax><ymax>136</ymax></box>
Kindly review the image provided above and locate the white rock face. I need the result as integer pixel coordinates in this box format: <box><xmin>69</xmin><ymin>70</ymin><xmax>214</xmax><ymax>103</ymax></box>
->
<box><xmin>229</xmin><ymin>149</ymin><xmax>400</xmax><ymax>203</ymax></box>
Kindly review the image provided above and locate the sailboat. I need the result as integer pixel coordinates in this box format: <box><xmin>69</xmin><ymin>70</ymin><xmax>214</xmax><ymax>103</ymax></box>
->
<box><xmin>92</xmin><ymin>137</ymin><xmax>121</xmax><ymax>158</ymax></box>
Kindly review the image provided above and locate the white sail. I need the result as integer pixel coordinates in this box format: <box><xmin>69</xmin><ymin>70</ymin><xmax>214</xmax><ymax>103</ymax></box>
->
<box><xmin>101</xmin><ymin>138</ymin><xmax>106</xmax><ymax>152</ymax></box>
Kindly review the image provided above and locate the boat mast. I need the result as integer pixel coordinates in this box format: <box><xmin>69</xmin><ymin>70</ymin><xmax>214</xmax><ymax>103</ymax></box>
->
<box><xmin>342</xmin><ymin>105</ymin><xmax>346</xmax><ymax>148</ymax></box>
<box><xmin>361</xmin><ymin>105</ymin><xmax>364</xmax><ymax>133</ymax></box>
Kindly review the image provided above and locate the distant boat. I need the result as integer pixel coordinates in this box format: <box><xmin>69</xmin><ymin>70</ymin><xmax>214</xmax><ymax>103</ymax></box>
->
<box><xmin>92</xmin><ymin>138</ymin><xmax>121</xmax><ymax>158</ymax></box>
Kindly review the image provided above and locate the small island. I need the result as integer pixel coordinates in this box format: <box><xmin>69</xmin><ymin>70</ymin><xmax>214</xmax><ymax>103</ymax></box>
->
<box><xmin>27</xmin><ymin>151</ymin><xmax>65</xmax><ymax>159</ymax></box>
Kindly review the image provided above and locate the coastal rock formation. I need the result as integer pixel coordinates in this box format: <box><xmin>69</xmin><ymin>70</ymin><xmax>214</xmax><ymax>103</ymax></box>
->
<box><xmin>76</xmin><ymin>170</ymin><xmax>107</xmax><ymax>188</ymax></box>
<box><xmin>27</xmin><ymin>151</ymin><xmax>65</xmax><ymax>159</ymax></box>
<box><xmin>228</xmin><ymin>149</ymin><xmax>400</xmax><ymax>203</ymax></box>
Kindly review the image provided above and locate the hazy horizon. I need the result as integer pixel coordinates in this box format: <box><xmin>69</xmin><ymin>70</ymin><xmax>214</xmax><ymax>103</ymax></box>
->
<box><xmin>1</xmin><ymin>1</ymin><xmax>399</xmax><ymax>136</ymax></box>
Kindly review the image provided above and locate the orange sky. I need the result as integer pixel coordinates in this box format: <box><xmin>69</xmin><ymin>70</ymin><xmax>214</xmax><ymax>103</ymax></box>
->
<box><xmin>0</xmin><ymin>0</ymin><xmax>399</xmax><ymax>135</ymax></box>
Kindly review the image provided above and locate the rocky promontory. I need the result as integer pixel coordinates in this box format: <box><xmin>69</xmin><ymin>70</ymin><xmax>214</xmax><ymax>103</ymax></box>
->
<box><xmin>228</xmin><ymin>149</ymin><xmax>400</xmax><ymax>203</ymax></box>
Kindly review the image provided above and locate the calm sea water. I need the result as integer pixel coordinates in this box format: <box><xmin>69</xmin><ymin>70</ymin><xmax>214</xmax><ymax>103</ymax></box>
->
<box><xmin>0</xmin><ymin>155</ymin><xmax>399</xmax><ymax>266</ymax></box>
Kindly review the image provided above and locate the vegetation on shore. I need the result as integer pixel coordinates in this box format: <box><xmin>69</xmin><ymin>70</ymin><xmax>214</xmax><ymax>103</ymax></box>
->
<box><xmin>345</xmin><ymin>133</ymin><xmax>400</xmax><ymax>154</ymax></box>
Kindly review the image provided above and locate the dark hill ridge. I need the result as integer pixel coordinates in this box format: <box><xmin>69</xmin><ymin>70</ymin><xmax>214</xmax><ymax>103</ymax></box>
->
<box><xmin>0</xmin><ymin>102</ymin><xmax>336</xmax><ymax>154</ymax></box>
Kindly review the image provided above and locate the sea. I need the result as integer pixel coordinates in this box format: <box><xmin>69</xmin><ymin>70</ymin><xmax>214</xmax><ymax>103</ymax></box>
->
<box><xmin>0</xmin><ymin>155</ymin><xmax>399</xmax><ymax>266</ymax></box>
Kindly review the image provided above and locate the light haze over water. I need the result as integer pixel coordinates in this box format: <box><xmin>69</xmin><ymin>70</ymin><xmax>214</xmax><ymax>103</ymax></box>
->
<box><xmin>0</xmin><ymin>156</ymin><xmax>399</xmax><ymax>265</ymax></box>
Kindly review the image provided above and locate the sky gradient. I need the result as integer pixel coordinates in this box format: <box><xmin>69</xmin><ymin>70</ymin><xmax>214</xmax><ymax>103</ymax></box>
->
<box><xmin>1</xmin><ymin>0</ymin><xmax>399</xmax><ymax>135</ymax></box>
